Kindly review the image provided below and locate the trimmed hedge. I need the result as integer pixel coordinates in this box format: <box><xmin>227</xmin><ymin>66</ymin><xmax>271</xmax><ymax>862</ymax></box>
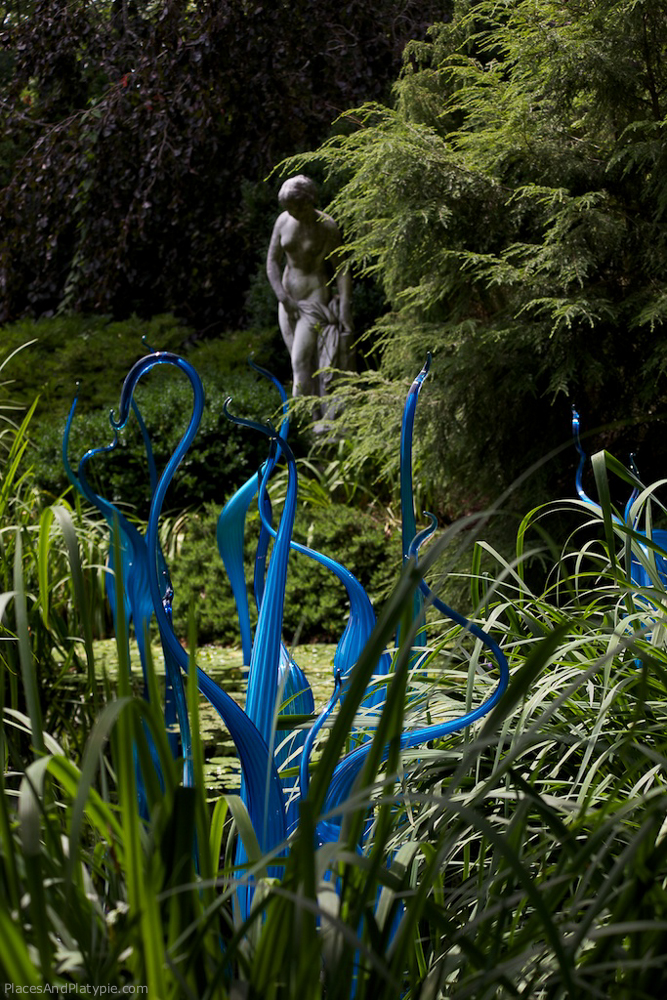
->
<box><xmin>169</xmin><ymin>501</ymin><xmax>401</xmax><ymax>647</ymax></box>
<box><xmin>39</xmin><ymin>359</ymin><xmax>285</xmax><ymax>511</ymax></box>
<box><xmin>3</xmin><ymin>314</ymin><xmax>295</xmax><ymax>509</ymax></box>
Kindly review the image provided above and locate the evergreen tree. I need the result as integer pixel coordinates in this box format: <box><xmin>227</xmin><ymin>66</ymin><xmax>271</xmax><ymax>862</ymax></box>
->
<box><xmin>295</xmin><ymin>0</ymin><xmax>667</xmax><ymax>520</ymax></box>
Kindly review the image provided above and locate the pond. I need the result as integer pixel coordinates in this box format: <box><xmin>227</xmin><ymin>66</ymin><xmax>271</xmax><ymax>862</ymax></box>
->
<box><xmin>92</xmin><ymin>639</ymin><xmax>339</xmax><ymax>799</ymax></box>
<box><xmin>84</xmin><ymin>636</ymin><xmax>492</xmax><ymax>803</ymax></box>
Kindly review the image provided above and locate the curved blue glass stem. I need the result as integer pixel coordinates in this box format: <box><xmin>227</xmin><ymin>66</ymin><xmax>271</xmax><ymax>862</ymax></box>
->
<box><xmin>400</xmin><ymin>355</ymin><xmax>432</xmax><ymax>558</ymax></box>
<box><xmin>64</xmin><ymin>389</ymin><xmax>174</xmax><ymax>810</ymax></box>
<box><xmin>133</xmin><ymin>399</ymin><xmax>159</xmax><ymax>497</ymax></box>
<box><xmin>216</xmin><ymin>363</ymin><xmax>290</xmax><ymax>665</ymax></box>
<box><xmin>571</xmin><ymin>406</ymin><xmax>594</xmax><ymax>506</ymax></box>
<box><xmin>320</xmin><ymin>519</ymin><xmax>509</xmax><ymax>840</ymax></box>
<box><xmin>66</xmin><ymin>388</ymin><xmax>179</xmax><ymax>753</ymax></box>
<box><xmin>410</xmin><ymin>514</ymin><xmax>509</xmax><ymax>698</ymax></box>
<box><xmin>300</xmin><ymin>670</ymin><xmax>342</xmax><ymax>799</ymax></box>
<box><xmin>399</xmin><ymin>355</ymin><xmax>432</xmax><ymax>651</ymax></box>
<box><xmin>255</xmin><ymin>450</ymin><xmax>383</xmax><ymax>689</ymax></box>
<box><xmin>252</xmin><ymin>434</ymin><xmax>285</xmax><ymax>617</ymax></box>
<box><xmin>77</xmin><ymin>424</ymin><xmax>151</xmax><ymax>666</ymax></box>
<box><xmin>113</xmin><ymin>354</ymin><xmax>286</xmax><ymax>850</ymax></box>
<box><xmin>251</xmin><ymin>367</ymin><xmax>290</xmax><ymax>626</ymax></box>
<box><xmin>65</xmin><ymin>394</ymin><xmax>130</xmax><ymax>629</ymax></box>
<box><xmin>253</xmin><ymin>461</ymin><xmax>273</xmax><ymax>614</ymax></box>
<box><xmin>62</xmin><ymin>388</ymin><xmax>82</xmax><ymax>492</ymax></box>
<box><xmin>247</xmin><ymin>358</ymin><xmax>291</xmax><ymax>442</ymax></box>
<box><xmin>216</xmin><ymin>470</ymin><xmax>263</xmax><ymax>666</ymax></box>
<box><xmin>108</xmin><ymin>356</ymin><xmax>194</xmax><ymax>788</ymax></box>
<box><xmin>625</xmin><ymin>453</ymin><xmax>640</xmax><ymax>526</ymax></box>
<box><xmin>222</xmin><ymin>402</ymin><xmax>312</xmax><ymax>835</ymax></box>
<box><xmin>78</xmin><ymin>440</ymin><xmax>147</xmax><ymax>641</ymax></box>
<box><xmin>221</xmin><ymin>402</ymin><xmax>297</xmax><ymax>741</ymax></box>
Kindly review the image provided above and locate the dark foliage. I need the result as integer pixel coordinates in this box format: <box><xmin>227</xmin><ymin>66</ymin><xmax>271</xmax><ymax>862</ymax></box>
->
<box><xmin>0</xmin><ymin>0</ymin><xmax>453</xmax><ymax>328</ymax></box>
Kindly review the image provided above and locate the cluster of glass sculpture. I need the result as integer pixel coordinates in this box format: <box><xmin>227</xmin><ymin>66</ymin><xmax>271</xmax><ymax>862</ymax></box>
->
<box><xmin>63</xmin><ymin>348</ymin><xmax>509</xmax><ymax>895</ymax></box>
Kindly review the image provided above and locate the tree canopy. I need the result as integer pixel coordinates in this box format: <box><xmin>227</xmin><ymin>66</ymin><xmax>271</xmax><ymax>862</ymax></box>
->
<box><xmin>0</xmin><ymin>0</ymin><xmax>451</xmax><ymax>327</ymax></box>
<box><xmin>293</xmin><ymin>0</ymin><xmax>667</xmax><ymax>519</ymax></box>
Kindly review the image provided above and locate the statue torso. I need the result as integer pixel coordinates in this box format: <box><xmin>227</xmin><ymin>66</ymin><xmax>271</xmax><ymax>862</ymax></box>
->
<box><xmin>279</xmin><ymin>210</ymin><xmax>337</xmax><ymax>300</ymax></box>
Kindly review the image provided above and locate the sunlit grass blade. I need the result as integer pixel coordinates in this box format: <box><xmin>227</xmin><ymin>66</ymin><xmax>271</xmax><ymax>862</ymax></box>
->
<box><xmin>13</xmin><ymin>529</ymin><xmax>44</xmax><ymax>755</ymax></box>
<box><xmin>52</xmin><ymin>503</ymin><xmax>96</xmax><ymax>696</ymax></box>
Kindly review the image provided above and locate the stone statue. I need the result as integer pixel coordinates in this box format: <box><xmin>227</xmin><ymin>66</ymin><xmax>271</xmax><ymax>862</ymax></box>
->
<box><xmin>266</xmin><ymin>175</ymin><xmax>353</xmax><ymax>410</ymax></box>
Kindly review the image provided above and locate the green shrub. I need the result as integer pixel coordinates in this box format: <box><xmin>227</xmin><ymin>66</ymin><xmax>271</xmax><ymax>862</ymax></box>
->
<box><xmin>2</xmin><ymin>315</ymin><xmax>294</xmax><ymax>509</ymax></box>
<box><xmin>40</xmin><ymin>360</ymin><xmax>284</xmax><ymax>512</ymax></box>
<box><xmin>169</xmin><ymin>500</ymin><xmax>401</xmax><ymax>647</ymax></box>
<box><xmin>2</xmin><ymin>313</ymin><xmax>191</xmax><ymax>415</ymax></box>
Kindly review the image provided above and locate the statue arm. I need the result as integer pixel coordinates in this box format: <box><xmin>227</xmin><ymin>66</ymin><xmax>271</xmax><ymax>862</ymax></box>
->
<box><xmin>266</xmin><ymin>219</ymin><xmax>297</xmax><ymax>316</ymax></box>
<box><xmin>336</xmin><ymin>266</ymin><xmax>353</xmax><ymax>332</ymax></box>
<box><xmin>329</xmin><ymin>228</ymin><xmax>353</xmax><ymax>326</ymax></box>
<box><xmin>329</xmin><ymin>235</ymin><xmax>353</xmax><ymax>370</ymax></box>
<box><xmin>324</xmin><ymin>221</ymin><xmax>353</xmax><ymax>332</ymax></box>
<box><xmin>336</xmin><ymin>267</ymin><xmax>354</xmax><ymax>369</ymax></box>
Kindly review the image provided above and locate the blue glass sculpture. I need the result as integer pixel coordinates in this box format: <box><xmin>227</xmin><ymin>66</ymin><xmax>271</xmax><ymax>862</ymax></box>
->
<box><xmin>63</xmin><ymin>348</ymin><xmax>509</xmax><ymax>912</ymax></box>
<box><xmin>571</xmin><ymin>407</ymin><xmax>667</xmax><ymax>589</ymax></box>
<box><xmin>571</xmin><ymin>408</ymin><xmax>667</xmax><ymax>668</ymax></box>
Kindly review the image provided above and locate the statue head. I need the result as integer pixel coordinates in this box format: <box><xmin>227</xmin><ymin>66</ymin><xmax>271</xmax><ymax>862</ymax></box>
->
<box><xmin>278</xmin><ymin>175</ymin><xmax>318</xmax><ymax>208</ymax></box>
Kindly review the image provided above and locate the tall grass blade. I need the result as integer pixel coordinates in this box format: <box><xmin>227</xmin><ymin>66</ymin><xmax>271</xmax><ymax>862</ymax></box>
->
<box><xmin>37</xmin><ymin>505</ymin><xmax>55</xmax><ymax>632</ymax></box>
<box><xmin>18</xmin><ymin>758</ymin><xmax>53</xmax><ymax>976</ymax></box>
<box><xmin>52</xmin><ymin>503</ymin><xmax>96</xmax><ymax>695</ymax></box>
<box><xmin>0</xmin><ymin>908</ymin><xmax>42</xmax><ymax>986</ymax></box>
<box><xmin>13</xmin><ymin>530</ymin><xmax>44</xmax><ymax>754</ymax></box>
